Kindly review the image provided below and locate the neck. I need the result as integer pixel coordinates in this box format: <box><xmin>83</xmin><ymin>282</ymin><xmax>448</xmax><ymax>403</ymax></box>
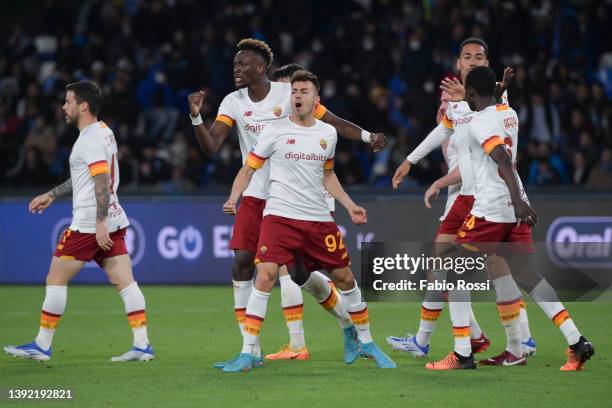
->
<box><xmin>473</xmin><ymin>96</ymin><xmax>496</xmax><ymax>112</ymax></box>
<box><xmin>77</xmin><ymin>115</ymin><xmax>97</xmax><ymax>131</ymax></box>
<box><xmin>290</xmin><ymin>112</ymin><xmax>316</xmax><ymax>127</ymax></box>
<box><xmin>248</xmin><ymin>77</ymin><xmax>271</xmax><ymax>102</ymax></box>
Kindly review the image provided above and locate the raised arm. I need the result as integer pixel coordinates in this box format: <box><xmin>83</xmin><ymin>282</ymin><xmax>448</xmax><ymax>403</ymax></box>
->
<box><xmin>188</xmin><ymin>90</ymin><xmax>233</xmax><ymax>157</ymax></box>
<box><xmin>319</xmin><ymin>109</ymin><xmax>387</xmax><ymax>152</ymax></box>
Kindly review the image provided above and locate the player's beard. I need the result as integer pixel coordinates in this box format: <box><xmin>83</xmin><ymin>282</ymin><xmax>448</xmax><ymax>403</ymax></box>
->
<box><xmin>65</xmin><ymin>111</ymin><xmax>78</xmax><ymax>125</ymax></box>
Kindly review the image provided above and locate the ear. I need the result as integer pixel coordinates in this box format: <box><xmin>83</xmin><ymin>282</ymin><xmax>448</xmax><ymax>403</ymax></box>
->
<box><xmin>485</xmin><ymin>59</ymin><xmax>490</xmax><ymax>67</ymax></box>
<box><xmin>314</xmin><ymin>95</ymin><xmax>320</xmax><ymax>106</ymax></box>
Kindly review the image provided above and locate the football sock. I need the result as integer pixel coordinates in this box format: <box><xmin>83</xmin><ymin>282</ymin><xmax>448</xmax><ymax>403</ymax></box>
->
<box><xmin>35</xmin><ymin>285</ymin><xmax>67</xmax><ymax>350</ymax></box>
<box><xmin>339</xmin><ymin>282</ymin><xmax>373</xmax><ymax>343</ymax></box>
<box><xmin>301</xmin><ymin>271</ymin><xmax>353</xmax><ymax>329</ymax></box>
<box><xmin>493</xmin><ymin>275</ymin><xmax>522</xmax><ymax>357</ymax></box>
<box><xmin>242</xmin><ymin>288</ymin><xmax>270</xmax><ymax>355</ymax></box>
<box><xmin>469</xmin><ymin>307</ymin><xmax>484</xmax><ymax>339</ymax></box>
<box><xmin>529</xmin><ymin>279</ymin><xmax>580</xmax><ymax>345</ymax></box>
<box><xmin>448</xmin><ymin>289</ymin><xmax>472</xmax><ymax>357</ymax></box>
<box><xmin>416</xmin><ymin>293</ymin><xmax>443</xmax><ymax>346</ymax></box>
<box><xmin>279</xmin><ymin>274</ymin><xmax>305</xmax><ymax>350</ymax></box>
<box><xmin>233</xmin><ymin>279</ymin><xmax>261</xmax><ymax>357</ymax></box>
<box><xmin>119</xmin><ymin>282</ymin><xmax>149</xmax><ymax>349</ymax></box>
<box><xmin>519</xmin><ymin>298</ymin><xmax>532</xmax><ymax>342</ymax></box>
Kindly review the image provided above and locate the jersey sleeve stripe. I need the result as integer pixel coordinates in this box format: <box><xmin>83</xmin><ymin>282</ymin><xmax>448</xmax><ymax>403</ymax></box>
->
<box><xmin>246</xmin><ymin>152</ymin><xmax>266</xmax><ymax>169</ymax></box>
<box><xmin>88</xmin><ymin>160</ymin><xmax>110</xmax><ymax>177</ymax></box>
<box><xmin>215</xmin><ymin>114</ymin><xmax>235</xmax><ymax>127</ymax></box>
<box><xmin>442</xmin><ymin>114</ymin><xmax>454</xmax><ymax>129</ymax></box>
<box><xmin>482</xmin><ymin>135</ymin><xmax>504</xmax><ymax>155</ymax></box>
<box><xmin>496</xmin><ymin>104</ymin><xmax>509</xmax><ymax>111</ymax></box>
<box><xmin>314</xmin><ymin>103</ymin><xmax>327</xmax><ymax>119</ymax></box>
<box><xmin>324</xmin><ymin>158</ymin><xmax>334</xmax><ymax>170</ymax></box>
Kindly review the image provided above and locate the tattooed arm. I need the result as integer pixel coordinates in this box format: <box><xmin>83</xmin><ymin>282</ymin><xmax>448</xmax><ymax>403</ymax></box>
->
<box><xmin>28</xmin><ymin>178</ymin><xmax>72</xmax><ymax>214</ymax></box>
<box><xmin>93</xmin><ymin>173</ymin><xmax>113</xmax><ymax>250</ymax></box>
<box><xmin>48</xmin><ymin>178</ymin><xmax>73</xmax><ymax>199</ymax></box>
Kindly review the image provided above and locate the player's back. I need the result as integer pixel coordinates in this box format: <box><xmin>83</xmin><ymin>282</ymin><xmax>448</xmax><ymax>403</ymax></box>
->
<box><xmin>468</xmin><ymin>104</ymin><xmax>525</xmax><ymax>223</ymax></box>
<box><xmin>69</xmin><ymin>121</ymin><xmax>129</xmax><ymax>233</ymax></box>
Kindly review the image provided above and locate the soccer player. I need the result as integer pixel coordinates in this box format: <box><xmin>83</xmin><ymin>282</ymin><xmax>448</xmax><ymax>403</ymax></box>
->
<box><xmin>187</xmin><ymin>39</ymin><xmax>385</xmax><ymax>367</ymax></box>
<box><xmin>259</xmin><ymin>63</ymin><xmax>353</xmax><ymax>361</ymax></box>
<box><xmin>387</xmin><ymin>38</ymin><xmax>537</xmax><ymax>358</ymax></box>
<box><xmin>446</xmin><ymin>66</ymin><xmax>595</xmax><ymax>370</ymax></box>
<box><xmin>220</xmin><ymin>70</ymin><xmax>396</xmax><ymax>372</ymax></box>
<box><xmin>4</xmin><ymin>81</ymin><xmax>153</xmax><ymax>362</ymax></box>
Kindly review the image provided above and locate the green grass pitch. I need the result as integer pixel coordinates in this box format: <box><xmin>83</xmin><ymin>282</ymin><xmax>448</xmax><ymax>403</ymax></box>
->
<box><xmin>1</xmin><ymin>286</ymin><xmax>610</xmax><ymax>407</ymax></box>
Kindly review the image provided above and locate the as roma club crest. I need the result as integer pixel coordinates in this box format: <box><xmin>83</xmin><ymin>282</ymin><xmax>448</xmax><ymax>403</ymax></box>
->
<box><xmin>272</xmin><ymin>105</ymin><xmax>282</xmax><ymax>117</ymax></box>
<box><xmin>319</xmin><ymin>139</ymin><xmax>328</xmax><ymax>150</ymax></box>
<box><xmin>260</xmin><ymin>245</ymin><xmax>268</xmax><ymax>254</ymax></box>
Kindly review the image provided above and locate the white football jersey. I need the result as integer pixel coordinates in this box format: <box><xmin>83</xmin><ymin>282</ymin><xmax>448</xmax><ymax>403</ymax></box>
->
<box><xmin>68</xmin><ymin>121</ymin><xmax>129</xmax><ymax>233</ymax></box>
<box><xmin>246</xmin><ymin>117</ymin><xmax>337</xmax><ymax>222</ymax></box>
<box><xmin>440</xmin><ymin>137</ymin><xmax>461</xmax><ymax>221</ymax></box>
<box><xmin>216</xmin><ymin>82</ymin><xmax>333</xmax><ymax>210</ymax></box>
<box><xmin>467</xmin><ymin>104</ymin><xmax>529</xmax><ymax>223</ymax></box>
<box><xmin>443</xmin><ymin>101</ymin><xmax>476</xmax><ymax>196</ymax></box>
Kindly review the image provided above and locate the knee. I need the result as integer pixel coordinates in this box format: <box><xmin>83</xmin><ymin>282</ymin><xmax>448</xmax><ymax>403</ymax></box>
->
<box><xmin>232</xmin><ymin>252</ymin><xmax>255</xmax><ymax>281</ymax></box>
<box><xmin>332</xmin><ymin>268</ymin><xmax>355</xmax><ymax>291</ymax></box>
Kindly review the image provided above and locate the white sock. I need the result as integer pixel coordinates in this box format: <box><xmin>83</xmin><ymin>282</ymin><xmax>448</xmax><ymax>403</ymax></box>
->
<box><xmin>469</xmin><ymin>307</ymin><xmax>483</xmax><ymax>339</ymax></box>
<box><xmin>416</xmin><ymin>295</ymin><xmax>443</xmax><ymax>346</ymax></box>
<box><xmin>519</xmin><ymin>300</ymin><xmax>531</xmax><ymax>342</ymax></box>
<box><xmin>279</xmin><ymin>275</ymin><xmax>305</xmax><ymax>350</ymax></box>
<box><xmin>35</xmin><ymin>285</ymin><xmax>67</xmax><ymax>350</ymax></box>
<box><xmin>242</xmin><ymin>288</ymin><xmax>270</xmax><ymax>355</ymax></box>
<box><xmin>448</xmin><ymin>289</ymin><xmax>472</xmax><ymax>357</ymax></box>
<box><xmin>339</xmin><ymin>282</ymin><xmax>372</xmax><ymax>343</ymax></box>
<box><xmin>119</xmin><ymin>282</ymin><xmax>149</xmax><ymax>349</ymax></box>
<box><xmin>493</xmin><ymin>276</ymin><xmax>522</xmax><ymax>357</ymax></box>
<box><xmin>529</xmin><ymin>279</ymin><xmax>581</xmax><ymax>345</ymax></box>
<box><xmin>233</xmin><ymin>279</ymin><xmax>261</xmax><ymax>356</ymax></box>
<box><xmin>302</xmin><ymin>271</ymin><xmax>352</xmax><ymax>329</ymax></box>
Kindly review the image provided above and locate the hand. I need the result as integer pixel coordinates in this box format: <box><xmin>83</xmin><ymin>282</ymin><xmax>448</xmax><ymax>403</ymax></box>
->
<box><xmin>370</xmin><ymin>133</ymin><xmax>388</xmax><ymax>152</ymax></box>
<box><xmin>514</xmin><ymin>200</ymin><xmax>538</xmax><ymax>227</ymax></box>
<box><xmin>440</xmin><ymin>78</ymin><xmax>465</xmax><ymax>102</ymax></box>
<box><xmin>223</xmin><ymin>199</ymin><xmax>237</xmax><ymax>215</ymax></box>
<box><xmin>188</xmin><ymin>90</ymin><xmax>205</xmax><ymax>117</ymax></box>
<box><xmin>501</xmin><ymin>67</ymin><xmax>515</xmax><ymax>91</ymax></box>
<box><xmin>392</xmin><ymin>159</ymin><xmax>412</xmax><ymax>189</ymax></box>
<box><xmin>28</xmin><ymin>193</ymin><xmax>55</xmax><ymax>214</ymax></box>
<box><xmin>349</xmin><ymin>205</ymin><xmax>367</xmax><ymax>225</ymax></box>
<box><xmin>424</xmin><ymin>183</ymin><xmax>440</xmax><ymax>209</ymax></box>
<box><xmin>96</xmin><ymin>221</ymin><xmax>114</xmax><ymax>251</ymax></box>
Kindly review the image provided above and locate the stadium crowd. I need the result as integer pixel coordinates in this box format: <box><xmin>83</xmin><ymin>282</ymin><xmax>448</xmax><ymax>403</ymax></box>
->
<box><xmin>1</xmin><ymin>0</ymin><xmax>611</xmax><ymax>192</ymax></box>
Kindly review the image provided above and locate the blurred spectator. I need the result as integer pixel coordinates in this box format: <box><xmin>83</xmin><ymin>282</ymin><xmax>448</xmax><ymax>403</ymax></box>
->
<box><xmin>0</xmin><ymin>0</ymin><xmax>610</xmax><ymax>191</ymax></box>
<box><xmin>587</xmin><ymin>148</ymin><xmax>612</xmax><ymax>189</ymax></box>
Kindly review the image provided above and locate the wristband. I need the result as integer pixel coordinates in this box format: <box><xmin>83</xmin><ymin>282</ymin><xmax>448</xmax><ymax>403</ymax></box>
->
<box><xmin>361</xmin><ymin>130</ymin><xmax>371</xmax><ymax>143</ymax></box>
<box><xmin>190</xmin><ymin>113</ymin><xmax>203</xmax><ymax>126</ymax></box>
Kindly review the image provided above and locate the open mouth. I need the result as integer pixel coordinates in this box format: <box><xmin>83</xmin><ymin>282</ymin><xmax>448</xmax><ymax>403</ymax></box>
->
<box><xmin>295</xmin><ymin>102</ymin><xmax>302</xmax><ymax>108</ymax></box>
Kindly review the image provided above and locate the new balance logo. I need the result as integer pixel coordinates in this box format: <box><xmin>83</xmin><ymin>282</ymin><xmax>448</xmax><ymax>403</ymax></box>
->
<box><xmin>287</xmin><ymin>139</ymin><xmax>296</xmax><ymax>144</ymax></box>
<box><xmin>244</xmin><ymin>111</ymin><xmax>252</xmax><ymax>117</ymax></box>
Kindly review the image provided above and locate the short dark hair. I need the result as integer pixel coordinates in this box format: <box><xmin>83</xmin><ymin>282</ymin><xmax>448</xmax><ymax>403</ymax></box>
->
<box><xmin>236</xmin><ymin>38</ymin><xmax>274</xmax><ymax>69</ymax></box>
<box><xmin>459</xmin><ymin>37</ymin><xmax>489</xmax><ymax>58</ymax></box>
<box><xmin>273</xmin><ymin>63</ymin><xmax>305</xmax><ymax>81</ymax></box>
<box><xmin>290</xmin><ymin>70</ymin><xmax>320</xmax><ymax>93</ymax></box>
<box><xmin>65</xmin><ymin>80</ymin><xmax>103</xmax><ymax>116</ymax></box>
<box><xmin>465</xmin><ymin>66</ymin><xmax>496</xmax><ymax>97</ymax></box>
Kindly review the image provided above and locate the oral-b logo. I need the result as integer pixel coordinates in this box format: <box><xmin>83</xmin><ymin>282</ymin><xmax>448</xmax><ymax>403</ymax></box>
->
<box><xmin>546</xmin><ymin>217</ymin><xmax>612</xmax><ymax>268</ymax></box>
